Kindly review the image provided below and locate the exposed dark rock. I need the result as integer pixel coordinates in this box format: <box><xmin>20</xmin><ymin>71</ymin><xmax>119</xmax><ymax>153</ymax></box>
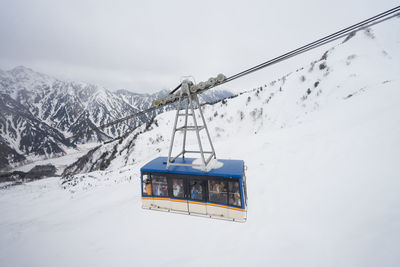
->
<box><xmin>0</xmin><ymin>164</ymin><xmax>57</xmax><ymax>186</ymax></box>
<box><xmin>364</xmin><ymin>28</ymin><xmax>375</xmax><ymax>39</ymax></box>
<box><xmin>342</xmin><ymin>31</ymin><xmax>356</xmax><ymax>43</ymax></box>
<box><xmin>62</xmin><ymin>146</ymin><xmax>101</xmax><ymax>176</ymax></box>
<box><xmin>319</xmin><ymin>63</ymin><xmax>327</xmax><ymax>70</ymax></box>
<box><xmin>0</xmin><ymin>138</ymin><xmax>25</xmax><ymax>169</ymax></box>
<box><xmin>26</xmin><ymin>164</ymin><xmax>57</xmax><ymax>179</ymax></box>
<box><xmin>320</xmin><ymin>51</ymin><xmax>329</xmax><ymax>61</ymax></box>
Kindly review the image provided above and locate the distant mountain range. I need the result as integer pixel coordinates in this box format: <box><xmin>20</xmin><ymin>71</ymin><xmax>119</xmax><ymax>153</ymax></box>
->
<box><xmin>0</xmin><ymin>66</ymin><xmax>234</xmax><ymax>169</ymax></box>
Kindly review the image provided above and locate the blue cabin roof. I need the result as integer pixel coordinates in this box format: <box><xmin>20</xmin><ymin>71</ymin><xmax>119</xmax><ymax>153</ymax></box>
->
<box><xmin>140</xmin><ymin>157</ymin><xmax>244</xmax><ymax>179</ymax></box>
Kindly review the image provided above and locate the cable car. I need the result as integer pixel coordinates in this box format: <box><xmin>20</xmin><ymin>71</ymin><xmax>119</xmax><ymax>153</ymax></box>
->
<box><xmin>140</xmin><ymin>156</ymin><xmax>247</xmax><ymax>222</ymax></box>
<box><xmin>141</xmin><ymin>78</ymin><xmax>247</xmax><ymax>222</ymax></box>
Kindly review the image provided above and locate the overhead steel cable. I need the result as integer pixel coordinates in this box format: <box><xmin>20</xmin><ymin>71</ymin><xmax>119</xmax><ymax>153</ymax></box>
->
<box><xmin>69</xmin><ymin>6</ymin><xmax>400</xmax><ymax>142</ymax></box>
<box><xmin>221</xmin><ymin>6</ymin><xmax>400</xmax><ymax>84</ymax></box>
<box><xmin>223</xmin><ymin>12</ymin><xmax>400</xmax><ymax>84</ymax></box>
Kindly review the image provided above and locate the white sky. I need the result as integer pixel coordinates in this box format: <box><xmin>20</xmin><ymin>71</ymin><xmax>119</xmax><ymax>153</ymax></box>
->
<box><xmin>0</xmin><ymin>0</ymin><xmax>398</xmax><ymax>93</ymax></box>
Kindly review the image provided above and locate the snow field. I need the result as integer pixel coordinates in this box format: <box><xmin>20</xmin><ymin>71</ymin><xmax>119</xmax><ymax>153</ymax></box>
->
<box><xmin>1</xmin><ymin>19</ymin><xmax>400</xmax><ymax>267</ymax></box>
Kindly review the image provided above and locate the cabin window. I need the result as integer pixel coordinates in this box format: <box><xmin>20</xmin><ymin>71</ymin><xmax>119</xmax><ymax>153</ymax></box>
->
<box><xmin>142</xmin><ymin>174</ymin><xmax>152</xmax><ymax>196</ymax></box>
<box><xmin>152</xmin><ymin>175</ymin><xmax>168</xmax><ymax>197</ymax></box>
<box><xmin>189</xmin><ymin>179</ymin><xmax>205</xmax><ymax>201</ymax></box>
<box><xmin>228</xmin><ymin>180</ymin><xmax>242</xmax><ymax>207</ymax></box>
<box><xmin>208</xmin><ymin>179</ymin><xmax>228</xmax><ymax>204</ymax></box>
<box><xmin>171</xmin><ymin>178</ymin><xmax>184</xmax><ymax>198</ymax></box>
<box><xmin>242</xmin><ymin>173</ymin><xmax>247</xmax><ymax>206</ymax></box>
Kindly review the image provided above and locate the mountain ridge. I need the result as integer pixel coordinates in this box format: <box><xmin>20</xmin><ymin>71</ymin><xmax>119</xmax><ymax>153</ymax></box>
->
<box><xmin>0</xmin><ymin>66</ymin><xmax>234</xmax><ymax>169</ymax></box>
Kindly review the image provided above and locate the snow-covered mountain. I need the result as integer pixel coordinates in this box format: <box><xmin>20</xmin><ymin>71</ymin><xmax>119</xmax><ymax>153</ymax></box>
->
<box><xmin>0</xmin><ymin>88</ymin><xmax>74</xmax><ymax>168</ymax></box>
<box><xmin>1</xmin><ymin>20</ymin><xmax>400</xmax><ymax>267</ymax></box>
<box><xmin>62</xmin><ymin>25</ymin><xmax>400</xmax><ymax>177</ymax></box>
<box><xmin>0</xmin><ymin>67</ymin><xmax>234</xmax><ymax>169</ymax></box>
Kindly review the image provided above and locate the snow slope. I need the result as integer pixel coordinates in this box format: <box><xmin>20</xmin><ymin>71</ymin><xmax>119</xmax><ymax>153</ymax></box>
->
<box><xmin>0</xmin><ymin>20</ymin><xmax>400</xmax><ymax>267</ymax></box>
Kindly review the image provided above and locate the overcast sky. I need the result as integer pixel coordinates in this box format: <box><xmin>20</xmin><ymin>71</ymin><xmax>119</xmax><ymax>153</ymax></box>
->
<box><xmin>0</xmin><ymin>0</ymin><xmax>397</xmax><ymax>93</ymax></box>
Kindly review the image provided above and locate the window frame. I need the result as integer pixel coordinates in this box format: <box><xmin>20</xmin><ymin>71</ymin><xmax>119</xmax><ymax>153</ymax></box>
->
<box><xmin>228</xmin><ymin>179</ymin><xmax>242</xmax><ymax>207</ymax></box>
<box><xmin>188</xmin><ymin>177</ymin><xmax>207</xmax><ymax>202</ymax></box>
<box><xmin>207</xmin><ymin>177</ymin><xmax>229</xmax><ymax>205</ymax></box>
<box><xmin>206</xmin><ymin>176</ymin><xmax>244</xmax><ymax>208</ymax></box>
<box><xmin>242</xmin><ymin>171</ymin><xmax>247</xmax><ymax>207</ymax></box>
<box><xmin>141</xmin><ymin>172</ymin><xmax>245</xmax><ymax>208</ymax></box>
<box><xmin>169</xmin><ymin>175</ymin><xmax>186</xmax><ymax>199</ymax></box>
<box><xmin>141</xmin><ymin>172</ymin><xmax>152</xmax><ymax>197</ymax></box>
<box><xmin>150</xmin><ymin>173</ymin><xmax>169</xmax><ymax>197</ymax></box>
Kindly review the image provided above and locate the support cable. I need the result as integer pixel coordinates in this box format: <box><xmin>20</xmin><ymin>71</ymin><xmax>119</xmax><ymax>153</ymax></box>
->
<box><xmin>222</xmin><ymin>6</ymin><xmax>400</xmax><ymax>84</ymax></box>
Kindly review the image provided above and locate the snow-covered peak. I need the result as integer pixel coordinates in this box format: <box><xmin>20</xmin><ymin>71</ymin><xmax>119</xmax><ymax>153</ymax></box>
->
<box><xmin>9</xmin><ymin>65</ymin><xmax>36</xmax><ymax>75</ymax></box>
<box><xmin>115</xmin><ymin>89</ymin><xmax>146</xmax><ymax>97</ymax></box>
<box><xmin>7</xmin><ymin>65</ymin><xmax>55</xmax><ymax>85</ymax></box>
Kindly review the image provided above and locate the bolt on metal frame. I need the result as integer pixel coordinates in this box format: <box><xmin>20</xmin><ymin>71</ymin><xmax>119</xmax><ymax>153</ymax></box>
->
<box><xmin>166</xmin><ymin>82</ymin><xmax>216</xmax><ymax>170</ymax></box>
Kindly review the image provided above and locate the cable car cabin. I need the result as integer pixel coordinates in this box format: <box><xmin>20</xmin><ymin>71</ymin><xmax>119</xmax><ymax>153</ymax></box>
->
<box><xmin>140</xmin><ymin>157</ymin><xmax>247</xmax><ymax>222</ymax></box>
